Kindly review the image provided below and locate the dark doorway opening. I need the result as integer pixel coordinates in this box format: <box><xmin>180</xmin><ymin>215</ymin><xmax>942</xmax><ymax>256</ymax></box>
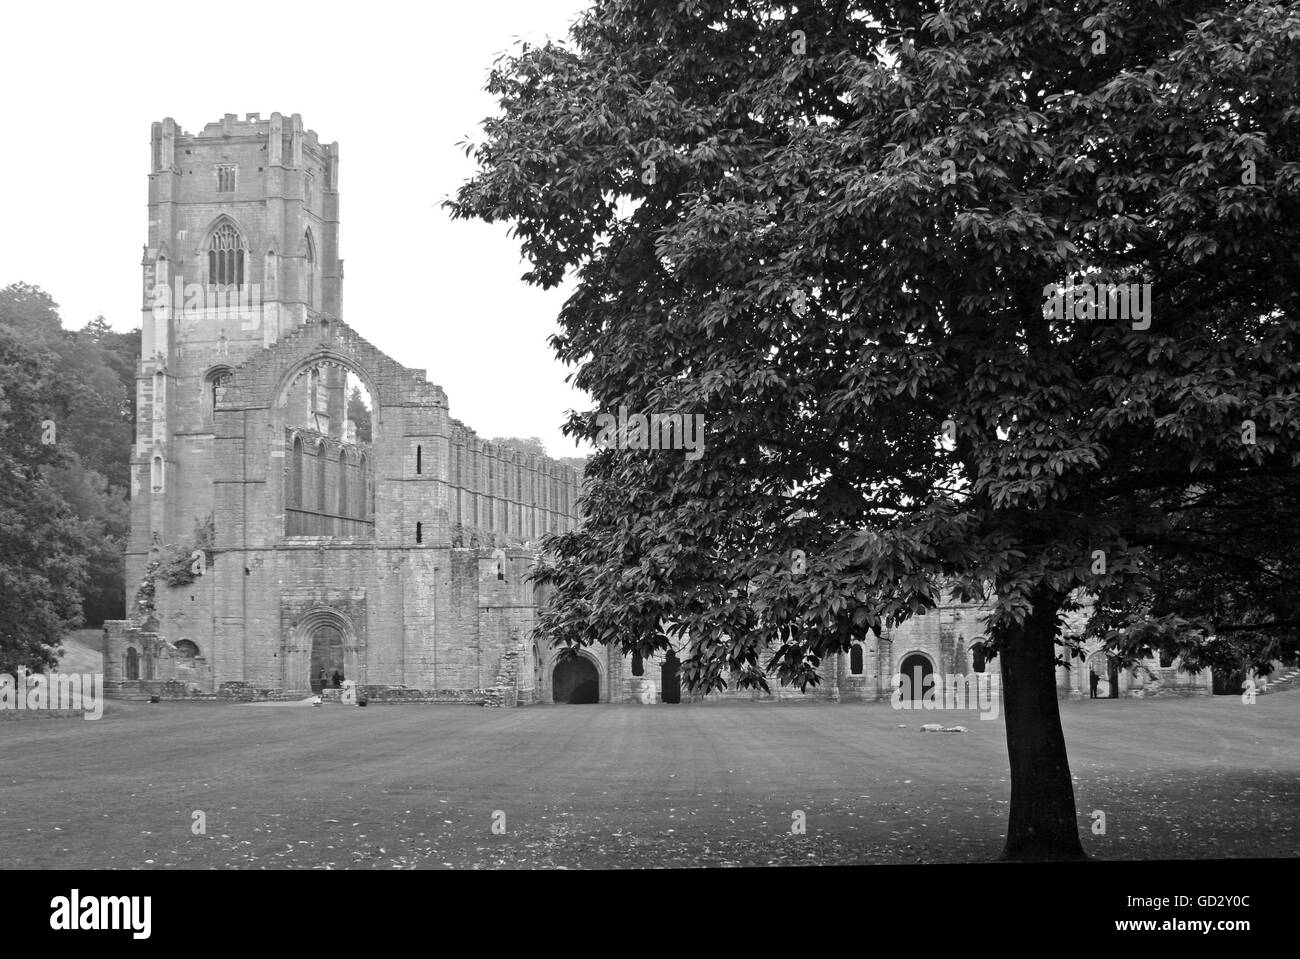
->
<box><xmin>310</xmin><ymin>625</ymin><xmax>344</xmax><ymax>693</ymax></box>
<box><xmin>1213</xmin><ymin>667</ymin><xmax>1246</xmax><ymax>696</ymax></box>
<box><xmin>898</xmin><ymin>653</ymin><xmax>934</xmax><ymax>704</ymax></box>
<box><xmin>553</xmin><ymin>656</ymin><xmax>599</xmax><ymax>704</ymax></box>
<box><xmin>661</xmin><ymin>650</ymin><xmax>681</xmax><ymax>704</ymax></box>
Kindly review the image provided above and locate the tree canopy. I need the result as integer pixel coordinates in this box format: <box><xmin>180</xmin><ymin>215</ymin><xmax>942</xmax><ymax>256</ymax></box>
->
<box><xmin>0</xmin><ymin>284</ymin><xmax>137</xmax><ymax>668</ymax></box>
<box><xmin>0</xmin><ymin>321</ymin><xmax>94</xmax><ymax>672</ymax></box>
<box><xmin>491</xmin><ymin>436</ymin><xmax>549</xmax><ymax>457</ymax></box>
<box><xmin>451</xmin><ymin>0</ymin><xmax>1300</xmax><ymax>859</ymax></box>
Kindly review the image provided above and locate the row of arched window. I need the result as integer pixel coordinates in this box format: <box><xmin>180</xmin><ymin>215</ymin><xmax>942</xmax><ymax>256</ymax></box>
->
<box><xmin>446</xmin><ymin>440</ymin><xmax>577</xmax><ymax>514</ymax></box>
<box><xmin>443</xmin><ymin>442</ymin><xmax>577</xmax><ymax>538</ymax></box>
<box><xmin>122</xmin><ymin>641</ymin><xmax>199</xmax><ymax>681</ymax></box>
<box><xmin>620</xmin><ymin>642</ymin><xmax>987</xmax><ymax>682</ymax></box>
<box><xmin>286</xmin><ymin>433</ymin><xmax>373</xmax><ymax>537</ymax></box>
<box><xmin>625</xmin><ymin>644</ymin><xmax>863</xmax><ymax>679</ymax></box>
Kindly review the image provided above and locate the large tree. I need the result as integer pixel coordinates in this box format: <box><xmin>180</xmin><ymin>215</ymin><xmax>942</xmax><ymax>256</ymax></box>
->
<box><xmin>0</xmin><ymin>288</ymin><xmax>134</xmax><ymax>490</ymax></box>
<box><xmin>0</xmin><ymin>285</ymin><xmax>134</xmax><ymax>636</ymax></box>
<box><xmin>0</xmin><ymin>323</ymin><xmax>95</xmax><ymax>672</ymax></box>
<box><xmin>451</xmin><ymin>0</ymin><xmax>1300</xmax><ymax>859</ymax></box>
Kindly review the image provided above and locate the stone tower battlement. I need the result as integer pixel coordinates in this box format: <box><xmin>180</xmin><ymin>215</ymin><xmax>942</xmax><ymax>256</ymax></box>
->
<box><xmin>143</xmin><ymin>112</ymin><xmax>342</xmax><ymax>363</ymax></box>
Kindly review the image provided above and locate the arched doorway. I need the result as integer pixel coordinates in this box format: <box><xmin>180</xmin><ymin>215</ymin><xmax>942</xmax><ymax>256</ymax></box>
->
<box><xmin>310</xmin><ymin>625</ymin><xmax>344</xmax><ymax>693</ymax></box>
<box><xmin>898</xmin><ymin>652</ymin><xmax>934</xmax><ymax>704</ymax></box>
<box><xmin>661</xmin><ymin>650</ymin><xmax>681</xmax><ymax>704</ymax></box>
<box><xmin>287</xmin><ymin>607</ymin><xmax>361</xmax><ymax>695</ymax></box>
<box><xmin>1212</xmin><ymin>667</ymin><xmax>1246</xmax><ymax>696</ymax></box>
<box><xmin>1086</xmin><ymin>651</ymin><xmax>1120</xmax><ymax>698</ymax></box>
<box><xmin>553</xmin><ymin>655</ymin><xmax>599</xmax><ymax>704</ymax></box>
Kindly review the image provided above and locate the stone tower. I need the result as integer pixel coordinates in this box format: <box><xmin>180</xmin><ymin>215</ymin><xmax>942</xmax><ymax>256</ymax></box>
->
<box><xmin>129</xmin><ymin>113</ymin><xmax>343</xmax><ymax>591</ymax></box>
<box><xmin>109</xmin><ymin>112</ymin><xmax>586</xmax><ymax>704</ymax></box>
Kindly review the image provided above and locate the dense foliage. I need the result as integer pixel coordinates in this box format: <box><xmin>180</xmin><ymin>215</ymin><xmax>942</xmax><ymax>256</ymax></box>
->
<box><xmin>452</xmin><ymin>0</ymin><xmax>1300</xmax><ymax>858</ymax></box>
<box><xmin>0</xmin><ymin>283</ymin><xmax>138</xmax><ymax>670</ymax></box>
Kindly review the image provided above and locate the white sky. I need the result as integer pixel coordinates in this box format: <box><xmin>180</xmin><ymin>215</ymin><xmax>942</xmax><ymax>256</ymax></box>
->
<box><xmin>0</xmin><ymin>0</ymin><xmax>595</xmax><ymax>458</ymax></box>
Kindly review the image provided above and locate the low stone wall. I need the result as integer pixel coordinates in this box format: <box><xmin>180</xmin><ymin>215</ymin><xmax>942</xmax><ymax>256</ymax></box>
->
<box><xmin>0</xmin><ymin>708</ymin><xmax>87</xmax><ymax>720</ymax></box>
<box><xmin>684</xmin><ymin>685</ymin><xmax>836</xmax><ymax>704</ymax></box>
<box><xmin>1126</xmin><ymin>682</ymin><xmax>1212</xmax><ymax>699</ymax></box>
<box><xmin>105</xmin><ymin>681</ymin><xmax>520</xmax><ymax>705</ymax></box>
<box><xmin>347</xmin><ymin>685</ymin><xmax>516</xmax><ymax>706</ymax></box>
<box><xmin>216</xmin><ymin>682</ymin><xmax>301</xmax><ymax>702</ymax></box>
<box><xmin>107</xmin><ymin>680</ymin><xmax>301</xmax><ymax>702</ymax></box>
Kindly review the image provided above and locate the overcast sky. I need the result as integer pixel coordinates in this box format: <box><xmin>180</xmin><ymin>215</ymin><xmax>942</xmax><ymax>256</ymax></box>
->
<box><xmin>0</xmin><ymin>0</ymin><xmax>595</xmax><ymax>458</ymax></box>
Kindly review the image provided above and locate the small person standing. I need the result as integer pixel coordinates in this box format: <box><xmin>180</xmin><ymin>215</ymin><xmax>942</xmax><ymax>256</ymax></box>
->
<box><xmin>318</xmin><ymin>667</ymin><xmax>328</xmax><ymax>693</ymax></box>
<box><xmin>332</xmin><ymin>669</ymin><xmax>344</xmax><ymax>688</ymax></box>
<box><xmin>1089</xmin><ymin>669</ymin><xmax>1100</xmax><ymax>699</ymax></box>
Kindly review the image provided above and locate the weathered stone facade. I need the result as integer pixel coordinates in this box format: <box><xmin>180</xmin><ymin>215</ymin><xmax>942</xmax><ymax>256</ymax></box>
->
<box><xmin>601</xmin><ymin>594</ymin><xmax>1210</xmax><ymax>705</ymax></box>
<box><xmin>104</xmin><ymin>114</ymin><xmax>582</xmax><ymax>703</ymax></box>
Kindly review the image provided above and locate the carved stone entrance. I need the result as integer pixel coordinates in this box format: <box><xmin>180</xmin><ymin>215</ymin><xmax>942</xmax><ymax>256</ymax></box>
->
<box><xmin>553</xmin><ymin>655</ymin><xmax>599</xmax><ymax>704</ymax></box>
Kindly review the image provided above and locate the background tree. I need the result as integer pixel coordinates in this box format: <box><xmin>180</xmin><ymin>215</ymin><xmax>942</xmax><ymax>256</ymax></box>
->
<box><xmin>1087</xmin><ymin>471</ymin><xmax>1300</xmax><ymax>686</ymax></box>
<box><xmin>491</xmin><ymin>436</ymin><xmax>548</xmax><ymax>457</ymax></box>
<box><xmin>0</xmin><ymin>324</ymin><xmax>95</xmax><ymax>672</ymax></box>
<box><xmin>0</xmin><ymin>284</ymin><xmax>135</xmax><ymax>635</ymax></box>
<box><xmin>452</xmin><ymin>0</ymin><xmax>1300</xmax><ymax>859</ymax></box>
<box><xmin>491</xmin><ymin>435</ymin><xmax>591</xmax><ymax>471</ymax></box>
<box><xmin>79</xmin><ymin>314</ymin><xmax>140</xmax><ymax>467</ymax></box>
<box><xmin>44</xmin><ymin>456</ymin><xmax>130</xmax><ymax>627</ymax></box>
<box><xmin>347</xmin><ymin>385</ymin><xmax>373</xmax><ymax>444</ymax></box>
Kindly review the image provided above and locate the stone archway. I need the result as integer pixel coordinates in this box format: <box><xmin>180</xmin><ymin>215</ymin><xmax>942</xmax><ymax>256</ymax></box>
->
<box><xmin>898</xmin><ymin>652</ymin><xmax>935</xmax><ymax>704</ymax></box>
<box><xmin>1085</xmin><ymin>651</ymin><xmax>1119</xmax><ymax>698</ymax></box>
<box><xmin>285</xmin><ymin>607</ymin><xmax>361</xmax><ymax>695</ymax></box>
<box><xmin>553</xmin><ymin>655</ymin><xmax>600</xmax><ymax>704</ymax></box>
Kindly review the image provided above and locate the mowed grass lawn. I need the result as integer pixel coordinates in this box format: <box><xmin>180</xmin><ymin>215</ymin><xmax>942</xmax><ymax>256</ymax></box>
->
<box><xmin>2</xmin><ymin>689</ymin><xmax>1296</xmax><ymax>868</ymax></box>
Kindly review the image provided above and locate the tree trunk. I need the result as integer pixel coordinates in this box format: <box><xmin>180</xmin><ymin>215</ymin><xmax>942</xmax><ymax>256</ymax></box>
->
<box><xmin>998</xmin><ymin>588</ymin><xmax>1086</xmax><ymax>860</ymax></box>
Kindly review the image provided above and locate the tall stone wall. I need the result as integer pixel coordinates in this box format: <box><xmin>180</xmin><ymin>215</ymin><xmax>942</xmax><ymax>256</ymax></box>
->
<box><xmin>446</xmin><ymin>421</ymin><xmax>581</xmax><ymax>543</ymax></box>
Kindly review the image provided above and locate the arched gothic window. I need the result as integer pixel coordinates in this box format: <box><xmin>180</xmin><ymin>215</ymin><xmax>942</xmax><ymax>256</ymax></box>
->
<box><xmin>289</xmin><ymin>436</ymin><xmax>304</xmax><ymax>508</ymax></box>
<box><xmin>316</xmin><ymin>441</ymin><xmax>327</xmax><ymax>513</ymax></box>
<box><xmin>125</xmin><ymin>648</ymin><xmax>139</xmax><ymax>681</ymax></box>
<box><xmin>204</xmin><ymin>366</ymin><xmax>232</xmax><ymax>422</ymax></box>
<box><xmin>304</xmin><ymin>229</ymin><xmax>317</xmax><ymax>308</ymax></box>
<box><xmin>264</xmin><ymin>250</ymin><xmax>278</xmax><ymax>298</ymax></box>
<box><xmin>338</xmin><ymin>449</ymin><xmax>349</xmax><ymax>517</ymax></box>
<box><xmin>358</xmin><ymin>454</ymin><xmax>369</xmax><ymax>519</ymax></box>
<box><xmin>208</xmin><ymin>221</ymin><xmax>245</xmax><ymax>288</ymax></box>
<box><xmin>850</xmin><ymin>644</ymin><xmax>864</xmax><ymax>676</ymax></box>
